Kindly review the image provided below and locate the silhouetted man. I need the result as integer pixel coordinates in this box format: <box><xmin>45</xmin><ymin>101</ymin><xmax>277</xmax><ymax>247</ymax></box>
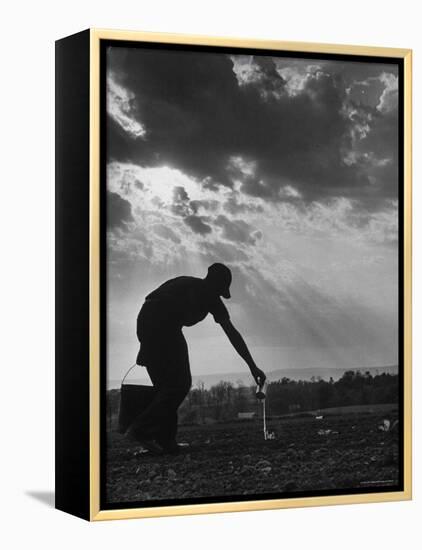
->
<box><xmin>127</xmin><ymin>263</ymin><xmax>266</xmax><ymax>454</ymax></box>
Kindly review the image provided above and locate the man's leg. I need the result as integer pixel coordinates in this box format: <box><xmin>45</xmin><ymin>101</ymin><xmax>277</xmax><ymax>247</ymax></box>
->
<box><xmin>128</xmin><ymin>332</ymin><xmax>191</xmax><ymax>447</ymax></box>
<box><xmin>147</xmin><ymin>369</ymin><xmax>188</xmax><ymax>449</ymax></box>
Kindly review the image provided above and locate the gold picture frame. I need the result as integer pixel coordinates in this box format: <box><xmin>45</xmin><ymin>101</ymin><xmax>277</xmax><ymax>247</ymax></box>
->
<box><xmin>55</xmin><ymin>28</ymin><xmax>412</xmax><ymax>521</ymax></box>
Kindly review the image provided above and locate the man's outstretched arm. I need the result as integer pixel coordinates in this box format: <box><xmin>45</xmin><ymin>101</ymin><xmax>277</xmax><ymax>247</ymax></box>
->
<box><xmin>219</xmin><ymin>319</ymin><xmax>266</xmax><ymax>385</ymax></box>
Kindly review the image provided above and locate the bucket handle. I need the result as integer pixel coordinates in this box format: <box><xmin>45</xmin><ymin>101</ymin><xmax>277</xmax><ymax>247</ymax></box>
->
<box><xmin>121</xmin><ymin>363</ymin><xmax>138</xmax><ymax>386</ymax></box>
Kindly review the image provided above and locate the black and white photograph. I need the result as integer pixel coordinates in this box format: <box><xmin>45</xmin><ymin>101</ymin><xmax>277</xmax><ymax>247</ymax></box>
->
<box><xmin>102</xmin><ymin>41</ymin><xmax>403</xmax><ymax>508</ymax></box>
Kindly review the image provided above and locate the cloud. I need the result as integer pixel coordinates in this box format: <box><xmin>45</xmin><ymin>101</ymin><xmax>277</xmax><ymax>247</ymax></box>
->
<box><xmin>377</xmin><ymin>73</ymin><xmax>398</xmax><ymax>113</ymax></box>
<box><xmin>200</xmin><ymin>241</ymin><xmax>249</xmax><ymax>263</ymax></box>
<box><xmin>106</xmin><ymin>161</ymin><xmax>398</xmax><ymax>270</ymax></box>
<box><xmin>215</xmin><ymin>214</ymin><xmax>262</xmax><ymax>245</ymax></box>
<box><xmin>107</xmin><ymin>191</ymin><xmax>133</xmax><ymax>228</ymax></box>
<box><xmin>224</xmin><ymin>194</ymin><xmax>264</xmax><ymax>215</ymax></box>
<box><xmin>106</xmin><ymin>47</ymin><xmax>399</xmax><ymax>212</ymax></box>
<box><xmin>107</xmin><ymin>75</ymin><xmax>146</xmax><ymax>138</ymax></box>
<box><xmin>228</xmin><ymin>155</ymin><xmax>257</xmax><ymax>177</ymax></box>
<box><xmin>171</xmin><ymin>185</ymin><xmax>191</xmax><ymax>216</ymax></box>
<box><xmin>190</xmin><ymin>199</ymin><xmax>220</xmax><ymax>213</ymax></box>
<box><xmin>275</xmin><ymin>60</ymin><xmax>327</xmax><ymax>97</ymax></box>
<box><xmin>184</xmin><ymin>215</ymin><xmax>212</xmax><ymax>235</ymax></box>
<box><xmin>242</xmin><ymin>56</ymin><xmax>288</xmax><ymax>100</ymax></box>
<box><xmin>152</xmin><ymin>224</ymin><xmax>181</xmax><ymax>244</ymax></box>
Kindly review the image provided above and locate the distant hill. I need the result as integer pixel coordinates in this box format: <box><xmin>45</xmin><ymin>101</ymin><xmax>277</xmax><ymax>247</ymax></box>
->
<box><xmin>108</xmin><ymin>365</ymin><xmax>398</xmax><ymax>390</ymax></box>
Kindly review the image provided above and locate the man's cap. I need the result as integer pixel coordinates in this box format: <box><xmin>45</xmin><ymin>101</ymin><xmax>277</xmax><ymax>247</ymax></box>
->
<box><xmin>207</xmin><ymin>263</ymin><xmax>232</xmax><ymax>299</ymax></box>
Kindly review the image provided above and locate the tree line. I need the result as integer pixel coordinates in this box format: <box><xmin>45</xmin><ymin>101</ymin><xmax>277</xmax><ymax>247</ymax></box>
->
<box><xmin>107</xmin><ymin>370</ymin><xmax>398</xmax><ymax>425</ymax></box>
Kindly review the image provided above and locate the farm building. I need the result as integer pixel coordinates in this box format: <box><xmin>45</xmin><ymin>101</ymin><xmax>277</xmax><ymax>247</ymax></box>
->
<box><xmin>237</xmin><ymin>412</ymin><xmax>257</xmax><ymax>420</ymax></box>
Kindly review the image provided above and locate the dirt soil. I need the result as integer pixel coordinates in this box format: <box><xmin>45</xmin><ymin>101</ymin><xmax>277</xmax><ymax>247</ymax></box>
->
<box><xmin>105</xmin><ymin>412</ymin><xmax>400</xmax><ymax>504</ymax></box>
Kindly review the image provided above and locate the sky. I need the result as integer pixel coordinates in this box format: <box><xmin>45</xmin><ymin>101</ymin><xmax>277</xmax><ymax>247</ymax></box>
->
<box><xmin>105</xmin><ymin>45</ymin><xmax>399</xmax><ymax>386</ymax></box>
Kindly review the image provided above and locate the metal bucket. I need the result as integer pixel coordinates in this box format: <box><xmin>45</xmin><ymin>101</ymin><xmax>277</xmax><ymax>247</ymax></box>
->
<box><xmin>117</xmin><ymin>364</ymin><xmax>157</xmax><ymax>434</ymax></box>
<box><xmin>118</xmin><ymin>383</ymin><xmax>156</xmax><ymax>434</ymax></box>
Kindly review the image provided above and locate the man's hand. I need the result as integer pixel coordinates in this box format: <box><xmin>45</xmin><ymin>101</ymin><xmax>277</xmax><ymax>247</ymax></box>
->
<box><xmin>220</xmin><ymin>320</ymin><xmax>266</xmax><ymax>384</ymax></box>
<box><xmin>250</xmin><ymin>366</ymin><xmax>266</xmax><ymax>386</ymax></box>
